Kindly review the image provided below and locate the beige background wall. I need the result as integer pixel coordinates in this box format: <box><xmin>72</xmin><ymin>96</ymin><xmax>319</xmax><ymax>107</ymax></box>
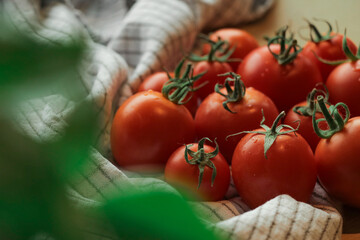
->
<box><xmin>242</xmin><ymin>0</ymin><xmax>360</xmax><ymax>46</ymax></box>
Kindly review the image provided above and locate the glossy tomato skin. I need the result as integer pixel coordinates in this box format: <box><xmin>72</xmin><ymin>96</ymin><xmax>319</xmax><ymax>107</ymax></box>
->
<box><xmin>302</xmin><ymin>34</ymin><xmax>357</xmax><ymax>82</ymax></box>
<box><xmin>315</xmin><ymin>117</ymin><xmax>360</xmax><ymax>208</ymax></box>
<box><xmin>111</xmin><ymin>91</ymin><xmax>195</xmax><ymax>172</ymax></box>
<box><xmin>164</xmin><ymin>143</ymin><xmax>230</xmax><ymax>201</ymax></box>
<box><xmin>203</xmin><ymin>28</ymin><xmax>259</xmax><ymax>71</ymax></box>
<box><xmin>326</xmin><ymin>60</ymin><xmax>360</xmax><ymax>117</ymax></box>
<box><xmin>193</xmin><ymin>61</ymin><xmax>232</xmax><ymax>100</ymax></box>
<box><xmin>284</xmin><ymin>101</ymin><xmax>329</xmax><ymax>152</ymax></box>
<box><xmin>137</xmin><ymin>72</ymin><xmax>198</xmax><ymax>116</ymax></box>
<box><xmin>237</xmin><ymin>45</ymin><xmax>322</xmax><ymax>112</ymax></box>
<box><xmin>195</xmin><ymin>87</ymin><xmax>279</xmax><ymax>163</ymax></box>
<box><xmin>232</xmin><ymin>130</ymin><xmax>317</xmax><ymax>209</ymax></box>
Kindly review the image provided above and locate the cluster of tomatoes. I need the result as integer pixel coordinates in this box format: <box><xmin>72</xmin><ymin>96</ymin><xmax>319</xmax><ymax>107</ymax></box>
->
<box><xmin>111</xmin><ymin>21</ymin><xmax>360</xmax><ymax>209</ymax></box>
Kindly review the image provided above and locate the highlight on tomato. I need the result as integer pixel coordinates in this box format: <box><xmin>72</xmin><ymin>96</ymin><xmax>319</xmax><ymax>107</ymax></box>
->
<box><xmin>202</xmin><ymin>28</ymin><xmax>259</xmax><ymax>71</ymax></box>
<box><xmin>111</xmin><ymin>89</ymin><xmax>195</xmax><ymax>173</ymax></box>
<box><xmin>301</xmin><ymin>19</ymin><xmax>357</xmax><ymax>82</ymax></box>
<box><xmin>188</xmin><ymin>37</ymin><xmax>233</xmax><ymax>100</ymax></box>
<box><xmin>229</xmin><ymin>111</ymin><xmax>317</xmax><ymax>209</ymax></box>
<box><xmin>164</xmin><ymin>137</ymin><xmax>230</xmax><ymax>202</ymax></box>
<box><xmin>313</xmin><ymin>96</ymin><xmax>360</xmax><ymax>208</ymax></box>
<box><xmin>195</xmin><ymin>72</ymin><xmax>278</xmax><ymax>163</ymax></box>
<box><xmin>237</xmin><ymin>26</ymin><xmax>322</xmax><ymax>112</ymax></box>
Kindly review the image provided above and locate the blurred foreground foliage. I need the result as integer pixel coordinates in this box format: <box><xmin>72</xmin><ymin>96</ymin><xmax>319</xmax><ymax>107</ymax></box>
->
<box><xmin>0</xmin><ymin>16</ymin><xmax>220</xmax><ymax>240</ymax></box>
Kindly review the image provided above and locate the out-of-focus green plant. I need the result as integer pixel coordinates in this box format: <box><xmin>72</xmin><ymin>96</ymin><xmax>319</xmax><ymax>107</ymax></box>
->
<box><xmin>103</xmin><ymin>190</ymin><xmax>219</xmax><ymax>240</ymax></box>
<box><xmin>0</xmin><ymin>16</ymin><xmax>96</xmax><ymax>240</ymax></box>
<box><xmin>0</xmin><ymin>15</ymin><xmax>221</xmax><ymax>240</ymax></box>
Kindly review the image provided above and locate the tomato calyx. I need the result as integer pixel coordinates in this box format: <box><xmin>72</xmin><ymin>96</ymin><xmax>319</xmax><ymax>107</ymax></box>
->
<box><xmin>264</xmin><ymin>25</ymin><xmax>295</xmax><ymax>45</ymax></box>
<box><xmin>293</xmin><ymin>84</ymin><xmax>329</xmax><ymax>117</ymax></box>
<box><xmin>214</xmin><ymin>72</ymin><xmax>246</xmax><ymax>113</ymax></box>
<box><xmin>315</xmin><ymin>30</ymin><xmax>360</xmax><ymax>65</ymax></box>
<box><xmin>162</xmin><ymin>58</ymin><xmax>206</xmax><ymax>105</ymax></box>
<box><xmin>188</xmin><ymin>35</ymin><xmax>238</xmax><ymax>63</ymax></box>
<box><xmin>312</xmin><ymin>96</ymin><xmax>350</xmax><ymax>139</ymax></box>
<box><xmin>305</xmin><ymin>18</ymin><xmax>334</xmax><ymax>43</ymax></box>
<box><xmin>184</xmin><ymin>137</ymin><xmax>219</xmax><ymax>189</ymax></box>
<box><xmin>267</xmin><ymin>26</ymin><xmax>302</xmax><ymax>65</ymax></box>
<box><xmin>227</xmin><ymin>111</ymin><xmax>299</xmax><ymax>159</ymax></box>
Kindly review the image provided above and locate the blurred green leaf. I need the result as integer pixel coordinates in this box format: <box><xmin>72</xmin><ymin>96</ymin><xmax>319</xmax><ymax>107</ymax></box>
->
<box><xmin>47</xmin><ymin>100</ymin><xmax>99</xmax><ymax>181</ymax></box>
<box><xmin>0</xmin><ymin>16</ymin><xmax>90</xmax><ymax>240</ymax></box>
<box><xmin>0</xmin><ymin>119</ymin><xmax>82</xmax><ymax>240</ymax></box>
<box><xmin>102</xmin><ymin>190</ymin><xmax>220</xmax><ymax>240</ymax></box>
<box><xmin>0</xmin><ymin>20</ymin><xmax>87</xmax><ymax>107</ymax></box>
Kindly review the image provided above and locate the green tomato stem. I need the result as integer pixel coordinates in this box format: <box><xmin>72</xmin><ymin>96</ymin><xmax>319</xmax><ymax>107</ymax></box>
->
<box><xmin>184</xmin><ymin>137</ymin><xmax>219</xmax><ymax>188</ymax></box>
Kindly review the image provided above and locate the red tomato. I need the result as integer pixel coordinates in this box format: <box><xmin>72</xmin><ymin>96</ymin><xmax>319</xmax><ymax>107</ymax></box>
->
<box><xmin>111</xmin><ymin>90</ymin><xmax>195</xmax><ymax>172</ymax></box>
<box><xmin>231</xmin><ymin>113</ymin><xmax>317</xmax><ymax>209</ymax></box>
<box><xmin>195</xmin><ymin>87</ymin><xmax>278</xmax><ymax>163</ymax></box>
<box><xmin>326</xmin><ymin>60</ymin><xmax>360</xmax><ymax>117</ymax></box>
<box><xmin>193</xmin><ymin>61</ymin><xmax>232</xmax><ymax>100</ymax></box>
<box><xmin>237</xmin><ymin>44</ymin><xmax>322</xmax><ymax>112</ymax></box>
<box><xmin>164</xmin><ymin>139</ymin><xmax>230</xmax><ymax>201</ymax></box>
<box><xmin>302</xmin><ymin>33</ymin><xmax>357</xmax><ymax>82</ymax></box>
<box><xmin>315</xmin><ymin>117</ymin><xmax>360</xmax><ymax>208</ymax></box>
<box><xmin>203</xmin><ymin>28</ymin><xmax>259</xmax><ymax>71</ymax></box>
<box><xmin>137</xmin><ymin>72</ymin><xmax>198</xmax><ymax>116</ymax></box>
<box><xmin>284</xmin><ymin>101</ymin><xmax>329</xmax><ymax>152</ymax></box>
<box><xmin>138</xmin><ymin>72</ymin><xmax>172</xmax><ymax>92</ymax></box>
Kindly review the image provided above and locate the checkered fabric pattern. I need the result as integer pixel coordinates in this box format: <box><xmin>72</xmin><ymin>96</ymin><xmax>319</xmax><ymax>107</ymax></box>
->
<box><xmin>2</xmin><ymin>0</ymin><xmax>344</xmax><ymax>239</ymax></box>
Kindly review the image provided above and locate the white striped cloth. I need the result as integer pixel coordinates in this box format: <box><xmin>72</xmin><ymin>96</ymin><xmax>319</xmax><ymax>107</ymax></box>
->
<box><xmin>2</xmin><ymin>0</ymin><xmax>344</xmax><ymax>239</ymax></box>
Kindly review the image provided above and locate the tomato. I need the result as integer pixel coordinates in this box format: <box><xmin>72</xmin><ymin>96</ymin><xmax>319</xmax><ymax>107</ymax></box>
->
<box><xmin>195</xmin><ymin>73</ymin><xmax>278</xmax><ymax>163</ymax></box>
<box><xmin>164</xmin><ymin>138</ymin><xmax>230</xmax><ymax>201</ymax></box>
<box><xmin>284</xmin><ymin>101</ymin><xmax>329</xmax><ymax>152</ymax></box>
<box><xmin>138</xmin><ymin>72</ymin><xmax>172</xmax><ymax>93</ymax></box>
<box><xmin>111</xmin><ymin>90</ymin><xmax>195</xmax><ymax>172</ymax></box>
<box><xmin>313</xmin><ymin>96</ymin><xmax>360</xmax><ymax>208</ymax></box>
<box><xmin>315</xmin><ymin>117</ymin><xmax>360</xmax><ymax>208</ymax></box>
<box><xmin>302</xmin><ymin>33</ymin><xmax>357</xmax><ymax>82</ymax></box>
<box><xmin>231</xmin><ymin>112</ymin><xmax>317</xmax><ymax>209</ymax></box>
<box><xmin>237</xmin><ymin>44</ymin><xmax>322</xmax><ymax>112</ymax></box>
<box><xmin>326</xmin><ymin>60</ymin><xmax>360</xmax><ymax>117</ymax></box>
<box><xmin>137</xmin><ymin>72</ymin><xmax>199</xmax><ymax>116</ymax></box>
<box><xmin>202</xmin><ymin>28</ymin><xmax>259</xmax><ymax>71</ymax></box>
<box><xmin>193</xmin><ymin>61</ymin><xmax>232</xmax><ymax>100</ymax></box>
<box><xmin>284</xmin><ymin>87</ymin><xmax>331</xmax><ymax>152</ymax></box>
<box><xmin>301</xmin><ymin>20</ymin><xmax>357</xmax><ymax>82</ymax></box>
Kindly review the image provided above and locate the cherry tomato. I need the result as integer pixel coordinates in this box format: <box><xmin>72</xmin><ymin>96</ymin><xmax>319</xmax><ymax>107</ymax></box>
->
<box><xmin>284</xmin><ymin>94</ymin><xmax>330</xmax><ymax>152</ymax></box>
<box><xmin>302</xmin><ymin>32</ymin><xmax>357</xmax><ymax>82</ymax></box>
<box><xmin>195</xmin><ymin>85</ymin><xmax>278</xmax><ymax>163</ymax></box>
<box><xmin>203</xmin><ymin>28</ymin><xmax>259</xmax><ymax>71</ymax></box>
<box><xmin>237</xmin><ymin>44</ymin><xmax>322</xmax><ymax>112</ymax></box>
<box><xmin>193</xmin><ymin>61</ymin><xmax>232</xmax><ymax>100</ymax></box>
<box><xmin>316</xmin><ymin>117</ymin><xmax>360</xmax><ymax>208</ymax></box>
<box><xmin>138</xmin><ymin>72</ymin><xmax>198</xmax><ymax>116</ymax></box>
<box><xmin>111</xmin><ymin>90</ymin><xmax>195</xmax><ymax>172</ymax></box>
<box><xmin>326</xmin><ymin>60</ymin><xmax>360</xmax><ymax>117</ymax></box>
<box><xmin>285</xmin><ymin>103</ymin><xmax>325</xmax><ymax>152</ymax></box>
<box><xmin>231</xmin><ymin>112</ymin><xmax>317</xmax><ymax>209</ymax></box>
<box><xmin>164</xmin><ymin>138</ymin><xmax>230</xmax><ymax>201</ymax></box>
<box><xmin>138</xmin><ymin>72</ymin><xmax>172</xmax><ymax>92</ymax></box>
<box><xmin>313</xmin><ymin>96</ymin><xmax>360</xmax><ymax>208</ymax></box>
